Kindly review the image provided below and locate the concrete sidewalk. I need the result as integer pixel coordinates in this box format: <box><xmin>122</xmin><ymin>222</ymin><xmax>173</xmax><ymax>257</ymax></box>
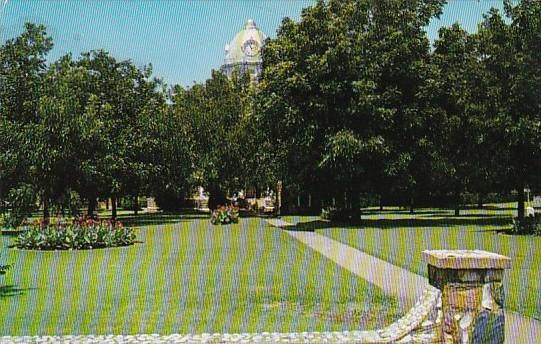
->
<box><xmin>285</xmin><ymin>230</ymin><xmax>426</xmax><ymax>309</ymax></box>
<box><xmin>269</xmin><ymin>219</ymin><xmax>541</xmax><ymax>344</ymax></box>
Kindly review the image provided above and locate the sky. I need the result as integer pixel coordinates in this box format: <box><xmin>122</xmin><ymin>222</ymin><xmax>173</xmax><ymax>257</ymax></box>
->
<box><xmin>0</xmin><ymin>0</ymin><xmax>508</xmax><ymax>87</ymax></box>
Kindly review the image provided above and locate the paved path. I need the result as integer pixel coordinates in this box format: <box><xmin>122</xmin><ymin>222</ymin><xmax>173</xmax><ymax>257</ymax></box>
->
<box><xmin>269</xmin><ymin>219</ymin><xmax>541</xmax><ymax>344</ymax></box>
<box><xmin>287</xmin><ymin>230</ymin><xmax>426</xmax><ymax>309</ymax></box>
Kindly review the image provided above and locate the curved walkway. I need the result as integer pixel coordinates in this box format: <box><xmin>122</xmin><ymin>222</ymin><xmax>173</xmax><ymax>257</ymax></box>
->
<box><xmin>267</xmin><ymin>219</ymin><xmax>541</xmax><ymax>344</ymax></box>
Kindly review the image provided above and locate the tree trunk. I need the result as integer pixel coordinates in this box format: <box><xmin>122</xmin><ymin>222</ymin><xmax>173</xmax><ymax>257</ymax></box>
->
<box><xmin>133</xmin><ymin>195</ymin><xmax>138</xmax><ymax>215</ymax></box>
<box><xmin>517</xmin><ymin>185</ymin><xmax>525</xmax><ymax>220</ymax></box>
<box><xmin>350</xmin><ymin>189</ymin><xmax>361</xmax><ymax>224</ymax></box>
<box><xmin>380</xmin><ymin>196</ymin><xmax>384</xmax><ymax>211</ymax></box>
<box><xmin>87</xmin><ymin>198</ymin><xmax>97</xmax><ymax>219</ymax></box>
<box><xmin>43</xmin><ymin>198</ymin><xmax>50</xmax><ymax>220</ymax></box>
<box><xmin>111</xmin><ymin>195</ymin><xmax>117</xmax><ymax>219</ymax></box>
<box><xmin>454</xmin><ymin>186</ymin><xmax>461</xmax><ymax>216</ymax></box>
<box><xmin>477</xmin><ymin>194</ymin><xmax>484</xmax><ymax>209</ymax></box>
<box><xmin>208</xmin><ymin>185</ymin><xmax>226</xmax><ymax>210</ymax></box>
<box><xmin>409</xmin><ymin>195</ymin><xmax>414</xmax><ymax>214</ymax></box>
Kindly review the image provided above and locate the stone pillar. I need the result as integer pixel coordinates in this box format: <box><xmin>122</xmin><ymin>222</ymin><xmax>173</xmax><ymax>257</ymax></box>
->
<box><xmin>423</xmin><ymin>250</ymin><xmax>511</xmax><ymax>344</ymax></box>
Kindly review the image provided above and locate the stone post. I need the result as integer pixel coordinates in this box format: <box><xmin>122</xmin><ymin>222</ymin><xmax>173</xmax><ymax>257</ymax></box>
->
<box><xmin>423</xmin><ymin>250</ymin><xmax>511</xmax><ymax>344</ymax></box>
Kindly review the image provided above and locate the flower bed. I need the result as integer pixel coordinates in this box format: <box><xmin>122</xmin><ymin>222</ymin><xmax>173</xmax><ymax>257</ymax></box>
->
<box><xmin>13</xmin><ymin>217</ymin><xmax>136</xmax><ymax>250</ymax></box>
<box><xmin>210</xmin><ymin>206</ymin><xmax>239</xmax><ymax>225</ymax></box>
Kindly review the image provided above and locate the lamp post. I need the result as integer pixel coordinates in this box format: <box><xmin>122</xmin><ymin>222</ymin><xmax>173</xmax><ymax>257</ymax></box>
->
<box><xmin>277</xmin><ymin>181</ymin><xmax>282</xmax><ymax>217</ymax></box>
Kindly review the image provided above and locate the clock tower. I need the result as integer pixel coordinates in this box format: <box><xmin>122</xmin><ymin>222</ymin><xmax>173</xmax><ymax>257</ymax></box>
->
<box><xmin>221</xmin><ymin>19</ymin><xmax>267</xmax><ymax>81</ymax></box>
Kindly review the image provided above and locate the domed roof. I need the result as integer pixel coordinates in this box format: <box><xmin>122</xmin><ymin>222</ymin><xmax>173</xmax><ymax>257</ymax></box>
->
<box><xmin>224</xmin><ymin>19</ymin><xmax>267</xmax><ymax>65</ymax></box>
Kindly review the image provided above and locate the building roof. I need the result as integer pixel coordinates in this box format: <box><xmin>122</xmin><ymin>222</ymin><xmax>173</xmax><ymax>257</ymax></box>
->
<box><xmin>224</xmin><ymin>19</ymin><xmax>267</xmax><ymax>66</ymax></box>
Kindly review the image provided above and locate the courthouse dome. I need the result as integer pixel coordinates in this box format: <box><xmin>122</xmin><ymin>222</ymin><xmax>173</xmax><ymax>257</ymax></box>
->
<box><xmin>224</xmin><ymin>19</ymin><xmax>267</xmax><ymax>65</ymax></box>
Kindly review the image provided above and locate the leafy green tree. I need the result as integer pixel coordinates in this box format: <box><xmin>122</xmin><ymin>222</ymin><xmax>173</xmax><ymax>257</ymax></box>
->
<box><xmin>257</xmin><ymin>0</ymin><xmax>446</xmax><ymax>218</ymax></box>
<box><xmin>170</xmin><ymin>71</ymin><xmax>252</xmax><ymax>209</ymax></box>
<box><xmin>31</xmin><ymin>55</ymin><xmax>88</xmax><ymax>217</ymax></box>
<box><xmin>0</xmin><ymin>23</ymin><xmax>53</xmax><ymax>208</ymax></box>
<box><xmin>0</xmin><ymin>23</ymin><xmax>53</xmax><ymax>123</ymax></box>
<box><xmin>69</xmin><ymin>51</ymin><xmax>166</xmax><ymax>218</ymax></box>
<box><xmin>430</xmin><ymin>24</ymin><xmax>491</xmax><ymax>215</ymax></box>
<box><xmin>477</xmin><ymin>0</ymin><xmax>541</xmax><ymax>221</ymax></box>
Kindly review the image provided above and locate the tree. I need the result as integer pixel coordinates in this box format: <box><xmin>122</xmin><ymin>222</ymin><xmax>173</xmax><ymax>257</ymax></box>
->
<box><xmin>170</xmin><ymin>71</ymin><xmax>253</xmax><ymax>209</ymax></box>
<box><xmin>70</xmin><ymin>51</ymin><xmax>167</xmax><ymax>218</ymax></box>
<box><xmin>477</xmin><ymin>0</ymin><xmax>541</xmax><ymax>221</ymax></box>
<box><xmin>31</xmin><ymin>55</ymin><xmax>89</xmax><ymax>218</ymax></box>
<box><xmin>430</xmin><ymin>24</ymin><xmax>489</xmax><ymax>215</ymax></box>
<box><xmin>0</xmin><ymin>23</ymin><xmax>53</xmax><ymax>123</ymax></box>
<box><xmin>0</xmin><ymin>23</ymin><xmax>53</xmax><ymax>215</ymax></box>
<box><xmin>257</xmin><ymin>0</ymin><xmax>446</xmax><ymax>219</ymax></box>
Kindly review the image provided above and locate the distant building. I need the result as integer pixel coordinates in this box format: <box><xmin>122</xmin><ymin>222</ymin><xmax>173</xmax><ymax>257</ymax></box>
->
<box><xmin>221</xmin><ymin>19</ymin><xmax>267</xmax><ymax>81</ymax></box>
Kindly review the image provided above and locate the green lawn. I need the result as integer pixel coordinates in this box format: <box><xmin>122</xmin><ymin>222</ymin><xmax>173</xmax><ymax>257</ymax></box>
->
<box><xmin>0</xmin><ymin>215</ymin><xmax>399</xmax><ymax>335</ymax></box>
<box><xmin>285</xmin><ymin>204</ymin><xmax>541</xmax><ymax>320</ymax></box>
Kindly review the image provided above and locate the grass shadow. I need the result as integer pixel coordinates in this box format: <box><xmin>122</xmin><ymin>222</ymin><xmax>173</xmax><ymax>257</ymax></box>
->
<box><xmin>290</xmin><ymin>216</ymin><xmax>513</xmax><ymax>231</ymax></box>
<box><xmin>285</xmin><ymin>220</ymin><xmax>357</xmax><ymax>232</ymax></box>
<box><xmin>360</xmin><ymin>217</ymin><xmax>512</xmax><ymax>229</ymax></box>
<box><xmin>418</xmin><ymin>214</ymin><xmax>511</xmax><ymax>219</ymax></box>
<box><xmin>466</xmin><ymin>205</ymin><xmax>517</xmax><ymax>211</ymax></box>
<box><xmin>1</xmin><ymin>229</ymin><xmax>27</xmax><ymax>236</ymax></box>
<box><xmin>361</xmin><ymin>209</ymin><xmax>451</xmax><ymax>216</ymax></box>
<box><xmin>118</xmin><ymin>212</ymin><xmax>208</xmax><ymax>227</ymax></box>
<box><xmin>121</xmin><ymin>217</ymin><xmax>183</xmax><ymax>227</ymax></box>
<box><xmin>0</xmin><ymin>285</ymin><xmax>34</xmax><ymax>298</ymax></box>
<box><xmin>489</xmin><ymin>229</ymin><xmax>541</xmax><ymax>237</ymax></box>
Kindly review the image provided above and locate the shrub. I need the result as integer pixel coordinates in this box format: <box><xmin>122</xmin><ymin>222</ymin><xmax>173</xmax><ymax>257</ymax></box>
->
<box><xmin>512</xmin><ymin>215</ymin><xmax>541</xmax><ymax>236</ymax></box>
<box><xmin>321</xmin><ymin>206</ymin><xmax>356</xmax><ymax>222</ymax></box>
<box><xmin>210</xmin><ymin>205</ymin><xmax>239</xmax><ymax>225</ymax></box>
<box><xmin>122</xmin><ymin>197</ymin><xmax>143</xmax><ymax>211</ymax></box>
<box><xmin>14</xmin><ymin>217</ymin><xmax>136</xmax><ymax>250</ymax></box>
<box><xmin>155</xmin><ymin>192</ymin><xmax>188</xmax><ymax>211</ymax></box>
<box><xmin>0</xmin><ymin>212</ymin><xmax>25</xmax><ymax>230</ymax></box>
<box><xmin>1</xmin><ymin>184</ymin><xmax>37</xmax><ymax>229</ymax></box>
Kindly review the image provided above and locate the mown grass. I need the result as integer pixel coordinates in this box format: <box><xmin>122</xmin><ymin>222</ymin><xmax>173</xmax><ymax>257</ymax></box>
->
<box><xmin>285</xmin><ymin>204</ymin><xmax>541</xmax><ymax>320</ymax></box>
<box><xmin>0</xmin><ymin>216</ymin><xmax>400</xmax><ymax>335</ymax></box>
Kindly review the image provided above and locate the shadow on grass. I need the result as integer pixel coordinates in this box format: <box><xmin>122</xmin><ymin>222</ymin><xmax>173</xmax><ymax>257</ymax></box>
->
<box><xmin>363</xmin><ymin>206</ymin><xmax>517</xmax><ymax>215</ymax></box>
<box><xmin>0</xmin><ymin>285</ymin><xmax>34</xmax><ymax>298</ymax></box>
<box><xmin>289</xmin><ymin>216</ymin><xmax>513</xmax><ymax>231</ymax></box>
<box><xmin>285</xmin><ymin>220</ymin><xmax>353</xmax><ymax>232</ymax></box>
<box><xmin>361</xmin><ymin>209</ymin><xmax>451</xmax><ymax>216</ymax></box>
<box><xmin>464</xmin><ymin>205</ymin><xmax>517</xmax><ymax>211</ymax></box>
<box><xmin>486</xmin><ymin>229</ymin><xmax>541</xmax><ymax>237</ymax></box>
<box><xmin>418</xmin><ymin>214</ymin><xmax>511</xmax><ymax>219</ymax></box>
<box><xmin>360</xmin><ymin>217</ymin><xmax>512</xmax><ymax>228</ymax></box>
<box><xmin>119</xmin><ymin>212</ymin><xmax>208</xmax><ymax>227</ymax></box>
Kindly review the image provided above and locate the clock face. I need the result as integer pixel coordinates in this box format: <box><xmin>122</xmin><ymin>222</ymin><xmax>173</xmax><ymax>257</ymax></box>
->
<box><xmin>242</xmin><ymin>38</ymin><xmax>259</xmax><ymax>57</ymax></box>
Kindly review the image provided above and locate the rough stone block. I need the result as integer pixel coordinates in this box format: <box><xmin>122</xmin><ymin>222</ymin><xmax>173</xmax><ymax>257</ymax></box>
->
<box><xmin>484</xmin><ymin>270</ymin><xmax>504</xmax><ymax>283</ymax></box>
<box><xmin>423</xmin><ymin>250</ymin><xmax>511</xmax><ymax>270</ymax></box>
<box><xmin>444</xmin><ymin>285</ymin><xmax>482</xmax><ymax>311</ymax></box>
